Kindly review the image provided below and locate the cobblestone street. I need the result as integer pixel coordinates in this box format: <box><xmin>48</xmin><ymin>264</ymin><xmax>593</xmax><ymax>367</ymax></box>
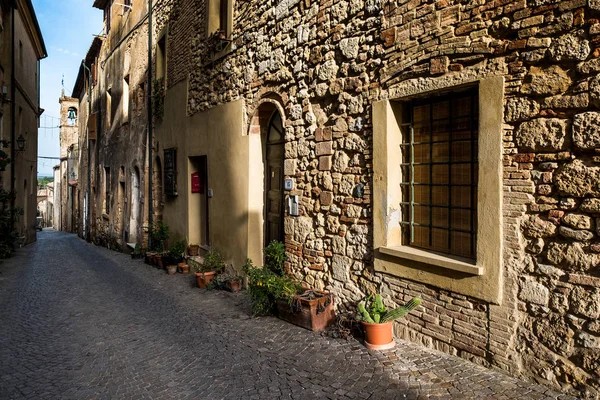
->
<box><xmin>0</xmin><ymin>230</ymin><xmax>576</xmax><ymax>400</ymax></box>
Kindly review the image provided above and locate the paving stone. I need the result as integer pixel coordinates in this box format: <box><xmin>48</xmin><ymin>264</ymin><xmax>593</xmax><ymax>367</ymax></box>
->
<box><xmin>0</xmin><ymin>230</ymin><xmax>577</xmax><ymax>399</ymax></box>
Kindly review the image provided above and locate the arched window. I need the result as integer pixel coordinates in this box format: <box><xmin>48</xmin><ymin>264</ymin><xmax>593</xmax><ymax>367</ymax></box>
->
<box><xmin>67</xmin><ymin>107</ymin><xmax>77</xmax><ymax>126</ymax></box>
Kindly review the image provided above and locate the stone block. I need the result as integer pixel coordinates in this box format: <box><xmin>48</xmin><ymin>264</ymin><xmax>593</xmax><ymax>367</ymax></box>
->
<box><xmin>573</xmin><ymin>112</ymin><xmax>600</xmax><ymax>150</ymax></box>
<box><xmin>318</xmin><ymin>156</ymin><xmax>332</xmax><ymax>171</ymax></box>
<box><xmin>515</xmin><ymin>118</ymin><xmax>569</xmax><ymax>152</ymax></box>
<box><xmin>320</xmin><ymin>191</ymin><xmax>333</xmax><ymax>206</ymax></box>
<box><xmin>521</xmin><ymin>65</ymin><xmax>572</xmax><ymax>96</ymax></box>
<box><xmin>381</xmin><ymin>27</ymin><xmax>396</xmax><ymax>47</ymax></box>
<box><xmin>331</xmin><ymin>254</ymin><xmax>350</xmax><ymax>282</ymax></box>
<box><xmin>429</xmin><ymin>56</ymin><xmax>449</xmax><ymax>75</ymax></box>
<box><xmin>555</xmin><ymin>160</ymin><xmax>600</xmax><ymax>197</ymax></box>
<box><xmin>546</xmin><ymin>242</ymin><xmax>600</xmax><ymax>272</ymax></box>
<box><xmin>559</xmin><ymin>226</ymin><xmax>594</xmax><ymax>241</ymax></box>
<box><xmin>521</xmin><ymin>215</ymin><xmax>557</xmax><ymax>238</ymax></box>
<box><xmin>339</xmin><ymin>37</ymin><xmax>360</xmax><ymax>59</ymax></box>
<box><xmin>570</xmin><ymin>286</ymin><xmax>600</xmax><ymax>319</ymax></box>
<box><xmin>505</xmin><ymin>97</ymin><xmax>540</xmax><ymax>122</ymax></box>
<box><xmin>581</xmin><ymin>199</ymin><xmax>600</xmax><ymax>214</ymax></box>
<box><xmin>549</xmin><ymin>32</ymin><xmax>590</xmax><ymax>61</ymax></box>
<box><xmin>284</xmin><ymin>159</ymin><xmax>297</xmax><ymax>176</ymax></box>
<box><xmin>519</xmin><ymin>279</ymin><xmax>549</xmax><ymax>305</ymax></box>
<box><xmin>563</xmin><ymin>213</ymin><xmax>593</xmax><ymax>230</ymax></box>
<box><xmin>567</xmin><ymin>274</ymin><xmax>600</xmax><ymax>288</ymax></box>
<box><xmin>315</xmin><ymin>141</ymin><xmax>333</xmax><ymax>156</ymax></box>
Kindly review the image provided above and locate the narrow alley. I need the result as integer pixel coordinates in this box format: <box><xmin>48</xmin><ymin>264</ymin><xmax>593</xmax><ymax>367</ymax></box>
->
<box><xmin>0</xmin><ymin>230</ymin><xmax>574</xmax><ymax>400</ymax></box>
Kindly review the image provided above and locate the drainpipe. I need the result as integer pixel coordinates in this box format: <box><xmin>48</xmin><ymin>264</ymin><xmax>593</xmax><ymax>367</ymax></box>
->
<box><xmin>147</xmin><ymin>0</ymin><xmax>153</xmax><ymax>250</ymax></box>
<box><xmin>81</xmin><ymin>60</ymin><xmax>92</xmax><ymax>242</ymax></box>
<box><xmin>9</xmin><ymin>0</ymin><xmax>16</xmax><ymax>231</ymax></box>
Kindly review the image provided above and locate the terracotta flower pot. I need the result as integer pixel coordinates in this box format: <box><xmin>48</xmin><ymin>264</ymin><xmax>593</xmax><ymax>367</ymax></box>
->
<box><xmin>179</xmin><ymin>263</ymin><xmax>189</xmax><ymax>274</ymax></box>
<box><xmin>227</xmin><ymin>279</ymin><xmax>242</xmax><ymax>292</ymax></box>
<box><xmin>195</xmin><ymin>271</ymin><xmax>216</xmax><ymax>288</ymax></box>
<box><xmin>166</xmin><ymin>265</ymin><xmax>177</xmax><ymax>275</ymax></box>
<box><xmin>362</xmin><ymin>321</ymin><xmax>395</xmax><ymax>350</ymax></box>
<box><xmin>156</xmin><ymin>256</ymin><xmax>164</xmax><ymax>269</ymax></box>
<box><xmin>188</xmin><ymin>245</ymin><xmax>199</xmax><ymax>256</ymax></box>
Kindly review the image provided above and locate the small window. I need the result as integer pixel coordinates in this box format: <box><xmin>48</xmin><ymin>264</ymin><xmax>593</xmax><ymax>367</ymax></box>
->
<box><xmin>208</xmin><ymin>0</ymin><xmax>230</xmax><ymax>36</ymax></box>
<box><xmin>104</xmin><ymin>167</ymin><xmax>111</xmax><ymax>214</ymax></box>
<box><xmin>123</xmin><ymin>76</ymin><xmax>130</xmax><ymax>123</ymax></box>
<box><xmin>106</xmin><ymin>89</ymin><xmax>112</xmax><ymax>129</ymax></box>
<box><xmin>219</xmin><ymin>0</ymin><xmax>228</xmax><ymax>33</ymax></box>
<box><xmin>156</xmin><ymin>35</ymin><xmax>167</xmax><ymax>81</ymax></box>
<box><xmin>400</xmin><ymin>90</ymin><xmax>479</xmax><ymax>259</ymax></box>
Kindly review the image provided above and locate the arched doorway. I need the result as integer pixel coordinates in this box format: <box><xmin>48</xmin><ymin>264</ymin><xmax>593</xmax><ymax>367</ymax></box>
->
<box><xmin>264</xmin><ymin>110</ymin><xmax>284</xmax><ymax>244</ymax></box>
<box><xmin>129</xmin><ymin>167</ymin><xmax>141</xmax><ymax>244</ymax></box>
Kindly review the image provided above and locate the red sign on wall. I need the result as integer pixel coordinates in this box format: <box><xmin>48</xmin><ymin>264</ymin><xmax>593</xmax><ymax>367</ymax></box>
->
<box><xmin>191</xmin><ymin>172</ymin><xmax>202</xmax><ymax>193</ymax></box>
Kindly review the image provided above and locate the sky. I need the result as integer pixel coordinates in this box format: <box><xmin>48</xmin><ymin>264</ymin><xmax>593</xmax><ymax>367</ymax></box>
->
<box><xmin>32</xmin><ymin>0</ymin><xmax>102</xmax><ymax>176</ymax></box>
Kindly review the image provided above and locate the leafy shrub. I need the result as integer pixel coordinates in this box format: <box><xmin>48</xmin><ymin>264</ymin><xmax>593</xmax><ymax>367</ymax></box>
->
<box><xmin>202</xmin><ymin>249</ymin><xmax>225</xmax><ymax>273</ymax></box>
<box><xmin>243</xmin><ymin>258</ymin><xmax>303</xmax><ymax>316</ymax></box>
<box><xmin>168</xmin><ymin>239</ymin><xmax>186</xmax><ymax>261</ymax></box>
<box><xmin>149</xmin><ymin>220</ymin><xmax>169</xmax><ymax>252</ymax></box>
<box><xmin>264</xmin><ymin>240</ymin><xmax>286</xmax><ymax>276</ymax></box>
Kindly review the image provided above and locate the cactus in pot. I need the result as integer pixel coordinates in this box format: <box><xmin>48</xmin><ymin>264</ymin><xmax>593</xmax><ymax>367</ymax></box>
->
<box><xmin>357</xmin><ymin>294</ymin><xmax>421</xmax><ymax>350</ymax></box>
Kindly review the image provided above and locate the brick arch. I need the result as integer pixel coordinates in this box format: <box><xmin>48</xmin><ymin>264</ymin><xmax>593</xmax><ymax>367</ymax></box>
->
<box><xmin>247</xmin><ymin>95</ymin><xmax>286</xmax><ymax>137</ymax></box>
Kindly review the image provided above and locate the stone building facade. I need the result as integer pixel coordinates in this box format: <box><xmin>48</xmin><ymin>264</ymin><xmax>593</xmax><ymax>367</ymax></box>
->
<box><xmin>0</xmin><ymin>0</ymin><xmax>46</xmax><ymax>245</ymax></box>
<box><xmin>73</xmin><ymin>1</ymin><xmax>157</xmax><ymax>249</ymax></box>
<box><xmin>73</xmin><ymin>0</ymin><xmax>600</xmax><ymax>397</ymax></box>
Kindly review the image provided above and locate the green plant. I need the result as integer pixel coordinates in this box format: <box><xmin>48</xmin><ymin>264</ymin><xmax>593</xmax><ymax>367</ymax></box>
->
<box><xmin>149</xmin><ymin>220</ymin><xmax>169</xmax><ymax>252</ymax></box>
<box><xmin>168</xmin><ymin>239</ymin><xmax>186</xmax><ymax>261</ymax></box>
<box><xmin>0</xmin><ymin>193</ymin><xmax>22</xmax><ymax>259</ymax></box>
<box><xmin>208</xmin><ymin>262</ymin><xmax>243</xmax><ymax>290</ymax></box>
<box><xmin>357</xmin><ymin>295</ymin><xmax>421</xmax><ymax>324</ymax></box>
<box><xmin>0</xmin><ymin>149</ymin><xmax>11</xmax><ymax>170</ymax></box>
<box><xmin>264</xmin><ymin>240</ymin><xmax>286</xmax><ymax>276</ymax></box>
<box><xmin>152</xmin><ymin>78</ymin><xmax>164</xmax><ymax>121</ymax></box>
<box><xmin>243</xmin><ymin>258</ymin><xmax>303</xmax><ymax>316</ymax></box>
<box><xmin>202</xmin><ymin>248</ymin><xmax>225</xmax><ymax>273</ymax></box>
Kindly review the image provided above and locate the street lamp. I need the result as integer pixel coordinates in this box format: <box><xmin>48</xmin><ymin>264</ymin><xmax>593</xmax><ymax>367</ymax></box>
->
<box><xmin>16</xmin><ymin>134</ymin><xmax>25</xmax><ymax>152</ymax></box>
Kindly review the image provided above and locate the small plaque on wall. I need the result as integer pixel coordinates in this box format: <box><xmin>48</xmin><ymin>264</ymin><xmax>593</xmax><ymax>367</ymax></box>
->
<box><xmin>164</xmin><ymin>148</ymin><xmax>177</xmax><ymax>196</ymax></box>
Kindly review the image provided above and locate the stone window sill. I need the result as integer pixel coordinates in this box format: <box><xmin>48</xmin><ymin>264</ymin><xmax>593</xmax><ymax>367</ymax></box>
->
<box><xmin>379</xmin><ymin>246</ymin><xmax>483</xmax><ymax>276</ymax></box>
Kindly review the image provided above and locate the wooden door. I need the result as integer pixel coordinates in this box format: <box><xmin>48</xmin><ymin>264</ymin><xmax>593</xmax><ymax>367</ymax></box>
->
<box><xmin>265</xmin><ymin>111</ymin><xmax>284</xmax><ymax>244</ymax></box>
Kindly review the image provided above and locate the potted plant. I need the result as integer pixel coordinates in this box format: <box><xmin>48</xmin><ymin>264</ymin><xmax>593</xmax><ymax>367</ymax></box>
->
<box><xmin>188</xmin><ymin>244</ymin><xmax>200</xmax><ymax>256</ymax></box>
<box><xmin>149</xmin><ymin>221</ymin><xmax>169</xmax><ymax>269</ymax></box>
<box><xmin>194</xmin><ymin>248</ymin><xmax>225</xmax><ymax>288</ymax></box>
<box><xmin>277</xmin><ymin>289</ymin><xmax>336</xmax><ymax>332</ymax></box>
<box><xmin>244</xmin><ymin>258</ymin><xmax>304</xmax><ymax>317</ymax></box>
<box><xmin>264</xmin><ymin>240</ymin><xmax>286</xmax><ymax>276</ymax></box>
<box><xmin>208</xmin><ymin>263</ymin><xmax>243</xmax><ymax>292</ymax></box>
<box><xmin>356</xmin><ymin>295</ymin><xmax>421</xmax><ymax>350</ymax></box>
<box><xmin>166</xmin><ymin>239</ymin><xmax>186</xmax><ymax>274</ymax></box>
<box><xmin>131</xmin><ymin>244</ymin><xmax>144</xmax><ymax>259</ymax></box>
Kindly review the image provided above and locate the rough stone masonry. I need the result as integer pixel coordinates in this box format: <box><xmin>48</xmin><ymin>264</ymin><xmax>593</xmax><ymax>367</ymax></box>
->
<box><xmin>133</xmin><ymin>0</ymin><xmax>600</xmax><ymax>397</ymax></box>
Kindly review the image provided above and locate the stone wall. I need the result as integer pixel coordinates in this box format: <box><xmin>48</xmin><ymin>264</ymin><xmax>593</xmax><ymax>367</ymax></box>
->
<box><xmin>158</xmin><ymin>0</ymin><xmax>600</xmax><ymax>397</ymax></box>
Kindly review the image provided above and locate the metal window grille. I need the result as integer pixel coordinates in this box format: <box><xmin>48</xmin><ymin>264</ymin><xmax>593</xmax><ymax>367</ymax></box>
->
<box><xmin>399</xmin><ymin>90</ymin><xmax>478</xmax><ymax>259</ymax></box>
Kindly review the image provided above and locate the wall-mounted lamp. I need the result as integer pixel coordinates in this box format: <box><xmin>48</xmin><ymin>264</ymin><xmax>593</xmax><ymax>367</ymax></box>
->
<box><xmin>16</xmin><ymin>134</ymin><xmax>25</xmax><ymax>152</ymax></box>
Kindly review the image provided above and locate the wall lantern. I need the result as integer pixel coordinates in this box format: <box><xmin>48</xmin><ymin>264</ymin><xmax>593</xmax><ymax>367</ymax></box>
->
<box><xmin>16</xmin><ymin>134</ymin><xmax>25</xmax><ymax>152</ymax></box>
